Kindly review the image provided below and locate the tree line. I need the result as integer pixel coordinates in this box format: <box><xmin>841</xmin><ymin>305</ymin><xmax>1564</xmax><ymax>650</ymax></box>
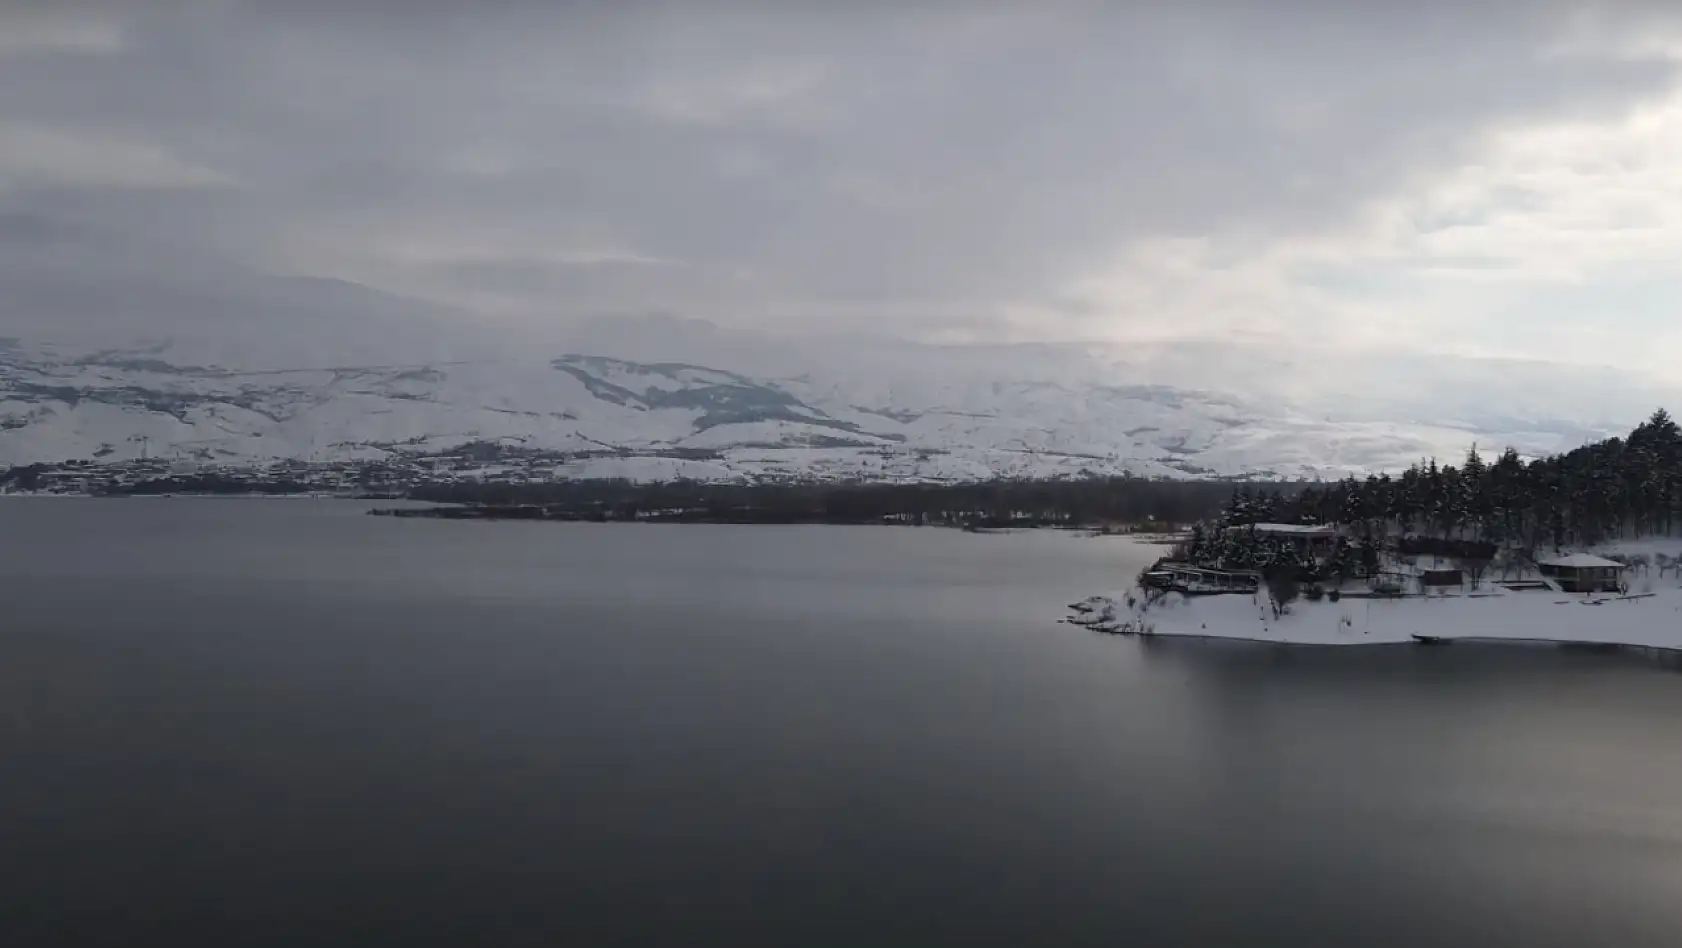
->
<box><xmin>408</xmin><ymin>476</ymin><xmax>1250</xmax><ymax>527</ymax></box>
<box><xmin>1214</xmin><ymin>409</ymin><xmax>1682</xmax><ymax>551</ymax></box>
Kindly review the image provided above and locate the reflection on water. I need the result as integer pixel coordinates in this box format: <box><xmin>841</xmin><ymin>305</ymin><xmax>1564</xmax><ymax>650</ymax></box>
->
<box><xmin>2</xmin><ymin>500</ymin><xmax>1680</xmax><ymax>947</ymax></box>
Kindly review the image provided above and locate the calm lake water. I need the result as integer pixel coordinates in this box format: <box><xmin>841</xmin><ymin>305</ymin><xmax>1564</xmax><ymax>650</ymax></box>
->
<box><xmin>4</xmin><ymin>499</ymin><xmax>1682</xmax><ymax>946</ymax></box>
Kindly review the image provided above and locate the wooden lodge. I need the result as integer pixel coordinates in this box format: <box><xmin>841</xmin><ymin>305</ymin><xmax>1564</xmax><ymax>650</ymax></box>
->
<box><xmin>1537</xmin><ymin>553</ymin><xmax>1627</xmax><ymax>593</ymax></box>
<box><xmin>1247</xmin><ymin>522</ymin><xmax>1339</xmax><ymax>559</ymax></box>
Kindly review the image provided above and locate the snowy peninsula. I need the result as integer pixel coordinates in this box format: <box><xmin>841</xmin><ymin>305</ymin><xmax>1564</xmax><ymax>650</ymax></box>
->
<box><xmin>1070</xmin><ymin>555</ymin><xmax>1682</xmax><ymax>651</ymax></box>
<box><xmin>1069</xmin><ymin>411</ymin><xmax>1682</xmax><ymax>653</ymax></box>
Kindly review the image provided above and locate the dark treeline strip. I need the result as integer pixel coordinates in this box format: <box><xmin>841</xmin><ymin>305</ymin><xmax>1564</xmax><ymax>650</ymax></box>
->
<box><xmin>405</xmin><ymin>477</ymin><xmax>1249</xmax><ymax>528</ymax></box>
<box><xmin>1211</xmin><ymin>409</ymin><xmax>1682</xmax><ymax>553</ymax></box>
<box><xmin>109</xmin><ymin>475</ymin><xmax>318</xmax><ymax>496</ymax></box>
<box><xmin>0</xmin><ymin>463</ymin><xmax>52</xmax><ymax>491</ymax></box>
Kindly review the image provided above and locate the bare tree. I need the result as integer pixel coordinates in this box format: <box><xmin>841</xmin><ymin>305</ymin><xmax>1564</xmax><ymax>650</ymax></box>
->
<box><xmin>1460</xmin><ymin>555</ymin><xmax>1492</xmax><ymax>591</ymax></box>
<box><xmin>1263</xmin><ymin>565</ymin><xmax>1300</xmax><ymax>619</ymax></box>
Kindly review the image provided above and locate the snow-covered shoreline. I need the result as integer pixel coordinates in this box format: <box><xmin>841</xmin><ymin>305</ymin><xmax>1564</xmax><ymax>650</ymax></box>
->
<box><xmin>1068</xmin><ymin>536</ymin><xmax>1682</xmax><ymax>652</ymax></box>
<box><xmin>1070</xmin><ymin>583</ymin><xmax>1682</xmax><ymax>651</ymax></box>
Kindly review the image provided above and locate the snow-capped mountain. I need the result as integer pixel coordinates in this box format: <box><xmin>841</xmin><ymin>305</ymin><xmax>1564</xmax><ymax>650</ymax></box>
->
<box><xmin>0</xmin><ymin>331</ymin><xmax>1654</xmax><ymax>482</ymax></box>
<box><xmin>6</xmin><ymin>222</ymin><xmax>1674</xmax><ymax>483</ymax></box>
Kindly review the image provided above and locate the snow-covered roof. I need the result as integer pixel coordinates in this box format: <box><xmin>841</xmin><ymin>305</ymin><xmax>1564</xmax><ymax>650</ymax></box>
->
<box><xmin>1250</xmin><ymin>522</ymin><xmax>1337</xmax><ymax>536</ymax></box>
<box><xmin>1538</xmin><ymin>553</ymin><xmax>1625</xmax><ymax>570</ymax></box>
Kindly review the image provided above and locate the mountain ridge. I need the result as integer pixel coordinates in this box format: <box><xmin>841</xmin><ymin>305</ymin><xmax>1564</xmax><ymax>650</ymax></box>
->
<box><xmin>0</xmin><ymin>335</ymin><xmax>1654</xmax><ymax>483</ymax></box>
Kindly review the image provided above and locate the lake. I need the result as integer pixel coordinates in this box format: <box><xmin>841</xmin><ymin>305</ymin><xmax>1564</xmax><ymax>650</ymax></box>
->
<box><xmin>3</xmin><ymin>499</ymin><xmax>1681</xmax><ymax>946</ymax></box>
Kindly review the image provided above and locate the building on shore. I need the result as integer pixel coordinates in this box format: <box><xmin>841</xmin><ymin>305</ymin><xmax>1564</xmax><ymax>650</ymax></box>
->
<box><xmin>1537</xmin><ymin>553</ymin><xmax>1626</xmax><ymax>593</ymax></box>
<box><xmin>1247</xmin><ymin>522</ymin><xmax>1339</xmax><ymax>559</ymax></box>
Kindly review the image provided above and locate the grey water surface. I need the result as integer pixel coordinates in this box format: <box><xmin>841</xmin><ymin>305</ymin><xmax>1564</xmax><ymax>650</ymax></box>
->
<box><xmin>3</xmin><ymin>499</ymin><xmax>1680</xmax><ymax>946</ymax></box>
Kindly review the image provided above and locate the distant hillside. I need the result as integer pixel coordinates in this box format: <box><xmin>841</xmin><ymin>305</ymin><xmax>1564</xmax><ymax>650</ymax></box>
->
<box><xmin>0</xmin><ymin>335</ymin><xmax>1659</xmax><ymax>483</ymax></box>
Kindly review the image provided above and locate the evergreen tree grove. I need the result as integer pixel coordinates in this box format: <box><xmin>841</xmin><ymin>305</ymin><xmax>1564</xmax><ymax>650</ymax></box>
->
<box><xmin>1245</xmin><ymin>410</ymin><xmax>1682</xmax><ymax>550</ymax></box>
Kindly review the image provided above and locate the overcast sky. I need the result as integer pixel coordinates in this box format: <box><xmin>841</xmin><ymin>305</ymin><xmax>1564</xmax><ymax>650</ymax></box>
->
<box><xmin>6</xmin><ymin>1</ymin><xmax>1682</xmax><ymax>381</ymax></box>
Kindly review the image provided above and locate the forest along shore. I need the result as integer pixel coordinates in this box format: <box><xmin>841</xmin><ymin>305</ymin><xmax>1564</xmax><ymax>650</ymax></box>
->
<box><xmin>368</xmin><ymin>477</ymin><xmax>1227</xmax><ymax>530</ymax></box>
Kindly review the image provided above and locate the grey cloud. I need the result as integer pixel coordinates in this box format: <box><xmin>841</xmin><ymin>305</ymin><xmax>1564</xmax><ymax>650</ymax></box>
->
<box><xmin>1</xmin><ymin>1</ymin><xmax>1679</xmax><ymax>344</ymax></box>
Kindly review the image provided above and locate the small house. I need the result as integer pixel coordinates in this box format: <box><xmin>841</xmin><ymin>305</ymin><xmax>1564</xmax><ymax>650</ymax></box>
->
<box><xmin>1537</xmin><ymin>553</ymin><xmax>1626</xmax><ymax>593</ymax></box>
<box><xmin>1249</xmin><ymin>523</ymin><xmax>1339</xmax><ymax>559</ymax></box>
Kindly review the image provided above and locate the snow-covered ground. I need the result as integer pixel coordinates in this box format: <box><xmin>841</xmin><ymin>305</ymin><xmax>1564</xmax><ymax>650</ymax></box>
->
<box><xmin>1078</xmin><ymin>585</ymin><xmax>1682</xmax><ymax>649</ymax></box>
<box><xmin>2</xmin><ymin>335</ymin><xmax>1642</xmax><ymax>482</ymax></box>
<box><xmin>1070</xmin><ymin>540</ymin><xmax>1682</xmax><ymax>652</ymax></box>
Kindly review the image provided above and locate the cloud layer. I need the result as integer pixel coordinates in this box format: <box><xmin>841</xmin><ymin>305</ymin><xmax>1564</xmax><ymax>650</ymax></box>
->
<box><xmin>4</xmin><ymin>2</ymin><xmax>1682</xmax><ymax>390</ymax></box>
